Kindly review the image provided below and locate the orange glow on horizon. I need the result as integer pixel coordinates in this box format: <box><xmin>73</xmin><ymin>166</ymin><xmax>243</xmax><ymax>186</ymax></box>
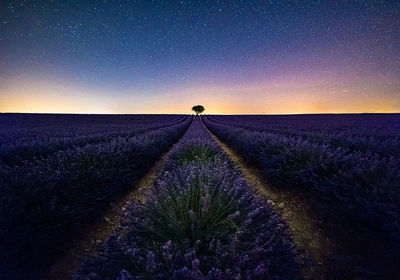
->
<box><xmin>1</xmin><ymin>77</ymin><xmax>399</xmax><ymax>115</ymax></box>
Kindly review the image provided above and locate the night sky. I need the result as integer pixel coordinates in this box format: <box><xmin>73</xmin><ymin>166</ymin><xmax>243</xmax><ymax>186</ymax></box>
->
<box><xmin>0</xmin><ymin>0</ymin><xmax>399</xmax><ymax>114</ymax></box>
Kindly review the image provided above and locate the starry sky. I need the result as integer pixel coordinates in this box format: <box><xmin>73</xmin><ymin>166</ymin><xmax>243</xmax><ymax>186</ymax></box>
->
<box><xmin>0</xmin><ymin>0</ymin><xmax>399</xmax><ymax>114</ymax></box>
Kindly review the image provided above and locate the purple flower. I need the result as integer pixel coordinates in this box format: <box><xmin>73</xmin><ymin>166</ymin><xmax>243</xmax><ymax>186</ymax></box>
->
<box><xmin>162</xmin><ymin>240</ymin><xmax>173</xmax><ymax>262</ymax></box>
<box><xmin>228</xmin><ymin>210</ymin><xmax>240</xmax><ymax>220</ymax></box>
<box><xmin>146</xmin><ymin>251</ymin><xmax>156</xmax><ymax>273</ymax></box>
<box><xmin>201</xmin><ymin>187</ymin><xmax>211</xmax><ymax>214</ymax></box>
<box><xmin>184</xmin><ymin>249</ymin><xmax>196</xmax><ymax>264</ymax></box>
<box><xmin>231</xmin><ymin>235</ymin><xmax>239</xmax><ymax>252</ymax></box>
<box><xmin>254</xmin><ymin>262</ymin><xmax>266</xmax><ymax>276</ymax></box>
<box><xmin>192</xmin><ymin>258</ymin><xmax>200</xmax><ymax>270</ymax></box>
<box><xmin>117</xmin><ymin>269</ymin><xmax>133</xmax><ymax>280</ymax></box>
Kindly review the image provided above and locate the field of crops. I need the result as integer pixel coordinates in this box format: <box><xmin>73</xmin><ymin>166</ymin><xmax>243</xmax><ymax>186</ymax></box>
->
<box><xmin>1</xmin><ymin>113</ymin><xmax>399</xmax><ymax>279</ymax></box>
<box><xmin>203</xmin><ymin>114</ymin><xmax>400</xmax><ymax>278</ymax></box>
<box><xmin>77</xmin><ymin>116</ymin><xmax>300</xmax><ymax>279</ymax></box>
<box><xmin>0</xmin><ymin>114</ymin><xmax>192</xmax><ymax>279</ymax></box>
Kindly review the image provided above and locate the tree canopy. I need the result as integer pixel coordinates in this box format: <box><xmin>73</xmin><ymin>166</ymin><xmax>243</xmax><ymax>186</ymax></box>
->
<box><xmin>192</xmin><ymin>105</ymin><xmax>205</xmax><ymax>115</ymax></box>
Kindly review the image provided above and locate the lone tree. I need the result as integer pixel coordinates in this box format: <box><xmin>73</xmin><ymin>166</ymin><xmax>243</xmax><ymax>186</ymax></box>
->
<box><xmin>192</xmin><ymin>105</ymin><xmax>205</xmax><ymax>115</ymax></box>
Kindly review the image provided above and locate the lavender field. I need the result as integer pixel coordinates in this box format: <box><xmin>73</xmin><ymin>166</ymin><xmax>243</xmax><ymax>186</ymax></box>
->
<box><xmin>203</xmin><ymin>114</ymin><xmax>400</xmax><ymax>278</ymax></box>
<box><xmin>0</xmin><ymin>114</ymin><xmax>192</xmax><ymax>279</ymax></box>
<box><xmin>0</xmin><ymin>113</ymin><xmax>399</xmax><ymax>279</ymax></box>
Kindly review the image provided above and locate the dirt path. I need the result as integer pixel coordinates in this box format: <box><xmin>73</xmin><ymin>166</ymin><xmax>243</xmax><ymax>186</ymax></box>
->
<box><xmin>47</xmin><ymin>118</ymin><xmax>336</xmax><ymax>279</ymax></box>
<box><xmin>46</xmin><ymin>125</ymin><xmax>190</xmax><ymax>280</ymax></box>
<box><xmin>202</xmin><ymin>119</ymin><xmax>336</xmax><ymax>280</ymax></box>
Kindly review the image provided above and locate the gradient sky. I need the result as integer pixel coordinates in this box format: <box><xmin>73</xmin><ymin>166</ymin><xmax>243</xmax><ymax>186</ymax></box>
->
<box><xmin>0</xmin><ymin>0</ymin><xmax>399</xmax><ymax>114</ymax></box>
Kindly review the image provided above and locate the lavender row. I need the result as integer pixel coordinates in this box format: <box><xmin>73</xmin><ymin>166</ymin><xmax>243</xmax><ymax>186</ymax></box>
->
<box><xmin>77</xmin><ymin>117</ymin><xmax>300</xmax><ymax>280</ymax></box>
<box><xmin>0</xmin><ymin>115</ymin><xmax>192</xmax><ymax>280</ymax></box>
<box><xmin>0</xmin><ymin>114</ymin><xmax>183</xmax><ymax>145</ymax></box>
<box><xmin>0</xmin><ymin>114</ymin><xmax>188</xmax><ymax>165</ymax></box>
<box><xmin>203</xmin><ymin>115</ymin><xmax>400</xmax><ymax>277</ymax></box>
<box><xmin>207</xmin><ymin>114</ymin><xmax>400</xmax><ymax>159</ymax></box>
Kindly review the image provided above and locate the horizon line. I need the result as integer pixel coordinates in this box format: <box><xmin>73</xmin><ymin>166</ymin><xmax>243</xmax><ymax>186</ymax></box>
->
<box><xmin>1</xmin><ymin>112</ymin><xmax>400</xmax><ymax>116</ymax></box>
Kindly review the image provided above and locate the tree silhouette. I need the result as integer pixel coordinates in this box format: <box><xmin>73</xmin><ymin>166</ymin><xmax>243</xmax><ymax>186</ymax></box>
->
<box><xmin>192</xmin><ymin>105</ymin><xmax>205</xmax><ymax>115</ymax></box>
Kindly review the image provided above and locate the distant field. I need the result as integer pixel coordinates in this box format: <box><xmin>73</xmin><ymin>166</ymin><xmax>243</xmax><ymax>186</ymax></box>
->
<box><xmin>0</xmin><ymin>113</ymin><xmax>399</xmax><ymax>279</ymax></box>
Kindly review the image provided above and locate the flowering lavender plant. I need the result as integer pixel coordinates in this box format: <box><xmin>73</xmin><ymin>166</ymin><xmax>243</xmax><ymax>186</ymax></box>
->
<box><xmin>77</xmin><ymin>118</ymin><xmax>299</xmax><ymax>279</ymax></box>
<box><xmin>0</xmin><ymin>114</ymin><xmax>192</xmax><ymax>279</ymax></box>
<box><xmin>203</xmin><ymin>114</ymin><xmax>400</xmax><ymax>277</ymax></box>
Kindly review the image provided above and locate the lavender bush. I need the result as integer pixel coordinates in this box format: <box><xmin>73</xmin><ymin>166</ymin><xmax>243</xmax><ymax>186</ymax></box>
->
<box><xmin>0</xmin><ymin>114</ymin><xmax>192</xmax><ymax>279</ymax></box>
<box><xmin>77</xmin><ymin>118</ymin><xmax>300</xmax><ymax>279</ymax></box>
<box><xmin>0</xmin><ymin>114</ymin><xmax>184</xmax><ymax>165</ymax></box>
<box><xmin>203</xmin><ymin>114</ymin><xmax>400</xmax><ymax>277</ymax></box>
<box><xmin>205</xmin><ymin>114</ymin><xmax>400</xmax><ymax>159</ymax></box>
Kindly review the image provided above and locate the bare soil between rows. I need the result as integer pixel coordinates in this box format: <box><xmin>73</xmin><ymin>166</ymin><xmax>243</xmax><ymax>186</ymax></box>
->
<box><xmin>46</xmin><ymin>124</ymin><xmax>192</xmax><ymax>280</ymax></box>
<box><xmin>202</xmin><ymin>119</ymin><xmax>343</xmax><ymax>280</ymax></box>
<box><xmin>48</xmin><ymin>118</ymin><xmax>355</xmax><ymax>280</ymax></box>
